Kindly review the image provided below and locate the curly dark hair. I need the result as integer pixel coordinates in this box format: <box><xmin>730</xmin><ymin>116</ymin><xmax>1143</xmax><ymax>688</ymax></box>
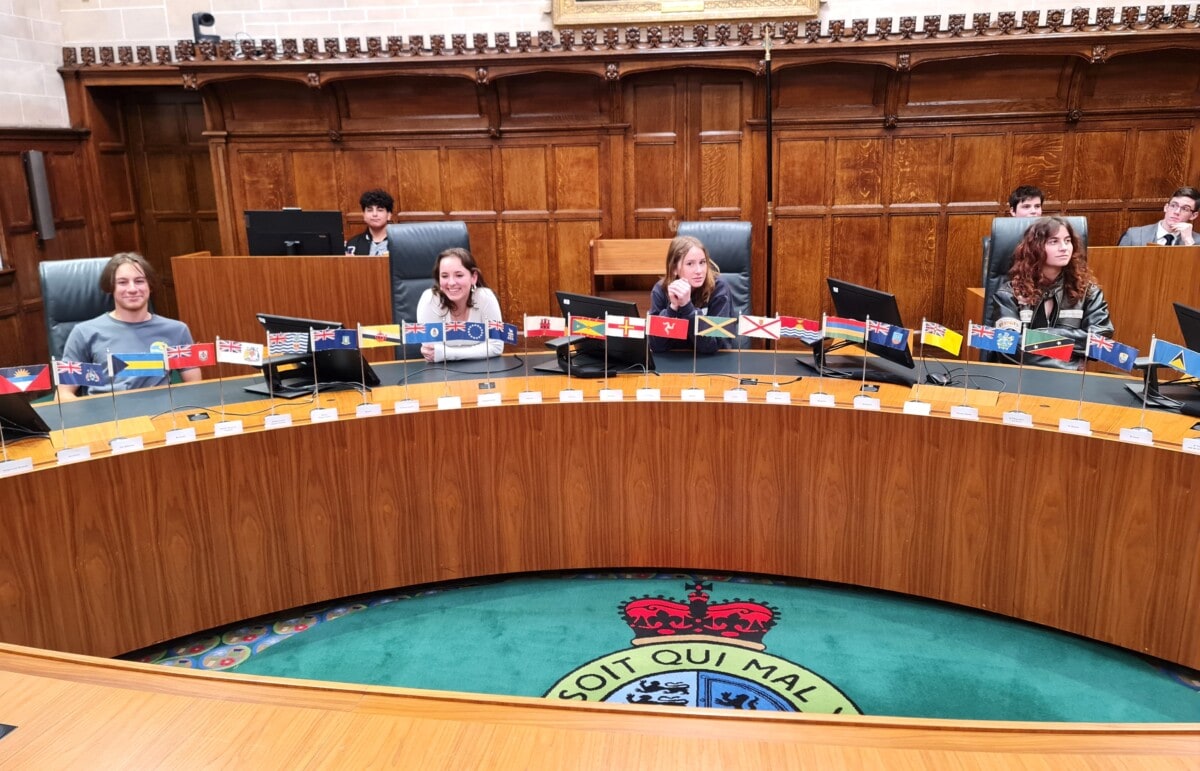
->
<box><xmin>359</xmin><ymin>188</ymin><xmax>394</xmax><ymax>212</ymax></box>
<box><xmin>1008</xmin><ymin>217</ymin><xmax>1095</xmax><ymax>306</ymax></box>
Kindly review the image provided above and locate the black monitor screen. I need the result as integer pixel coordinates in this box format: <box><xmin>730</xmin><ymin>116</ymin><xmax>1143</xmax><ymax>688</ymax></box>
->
<box><xmin>555</xmin><ymin>291</ymin><xmax>655</xmax><ymax>374</ymax></box>
<box><xmin>245</xmin><ymin>209</ymin><xmax>345</xmax><ymax>256</ymax></box>
<box><xmin>1174</xmin><ymin>302</ymin><xmax>1200</xmax><ymax>352</ymax></box>
<box><xmin>827</xmin><ymin>278</ymin><xmax>915</xmax><ymax>370</ymax></box>
<box><xmin>0</xmin><ymin>393</ymin><xmax>51</xmax><ymax>443</ymax></box>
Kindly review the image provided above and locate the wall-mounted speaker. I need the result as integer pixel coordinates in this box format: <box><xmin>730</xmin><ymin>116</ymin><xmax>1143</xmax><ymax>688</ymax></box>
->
<box><xmin>21</xmin><ymin>150</ymin><xmax>56</xmax><ymax>241</ymax></box>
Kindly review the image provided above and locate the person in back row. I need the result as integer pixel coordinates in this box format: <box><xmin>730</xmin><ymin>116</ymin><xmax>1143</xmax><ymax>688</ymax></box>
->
<box><xmin>59</xmin><ymin>252</ymin><xmax>200</xmax><ymax>398</ymax></box>
<box><xmin>1007</xmin><ymin>185</ymin><xmax>1044</xmax><ymax>217</ymax></box>
<box><xmin>344</xmin><ymin>189</ymin><xmax>393</xmax><ymax>256</ymax></box>
<box><xmin>1117</xmin><ymin>186</ymin><xmax>1198</xmax><ymax>247</ymax></box>
<box><xmin>991</xmin><ymin>217</ymin><xmax>1113</xmax><ymax>370</ymax></box>
<box><xmin>648</xmin><ymin>235</ymin><xmax>734</xmax><ymax>354</ymax></box>
<box><xmin>416</xmin><ymin>247</ymin><xmax>504</xmax><ymax>362</ymax></box>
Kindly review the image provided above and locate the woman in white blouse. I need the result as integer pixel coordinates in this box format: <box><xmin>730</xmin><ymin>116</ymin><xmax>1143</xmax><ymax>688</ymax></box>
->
<box><xmin>416</xmin><ymin>247</ymin><xmax>505</xmax><ymax>362</ymax></box>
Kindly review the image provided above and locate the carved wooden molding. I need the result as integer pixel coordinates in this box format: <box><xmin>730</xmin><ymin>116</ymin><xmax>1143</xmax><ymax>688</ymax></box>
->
<box><xmin>61</xmin><ymin>7</ymin><xmax>1200</xmax><ymax>71</ymax></box>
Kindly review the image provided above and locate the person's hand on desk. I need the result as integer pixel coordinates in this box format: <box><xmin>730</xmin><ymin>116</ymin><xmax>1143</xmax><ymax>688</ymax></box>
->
<box><xmin>666</xmin><ymin>279</ymin><xmax>693</xmax><ymax>311</ymax></box>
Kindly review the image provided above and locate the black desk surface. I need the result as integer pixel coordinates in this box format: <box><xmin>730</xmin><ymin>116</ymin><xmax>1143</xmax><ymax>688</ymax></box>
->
<box><xmin>33</xmin><ymin>349</ymin><xmax>1180</xmax><ymax>430</ymax></box>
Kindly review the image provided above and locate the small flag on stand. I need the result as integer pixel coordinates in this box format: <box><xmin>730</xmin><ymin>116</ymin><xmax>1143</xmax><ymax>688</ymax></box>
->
<box><xmin>1150</xmin><ymin>339</ymin><xmax>1200</xmax><ymax>378</ymax></box>
<box><xmin>570</xmin><ymin>316</ymin><xmax>605</xmax><ymax>339</ymax></box>
<box><xmin>606</xmin><ymin>315</ymin><xmax>646</xmax><ymax>339</ymax></box>
<box><xmin>1022</xmin><ymin>329</ymin><xmax>1073</xmax><ymax>362</ymax></box>
<box><xmin>738</xmin><ymin>315</ymin><xmax>781</xmax><ymax>340</ymax></box>
<box><xmin>524</xmin><ymin>316</ymin><xmax>566</xmax><ymax>338</ymax></box>
<box><xmin>0</xmin><ymin>365</ymin><xmax>51</xmax><ymax>394</ymax></box>
<box><xmin>446</xmin><ymin>321</ymin><xmax>487</xmax><ymax>342</ymax></box>
<box><xmin>487</xmin><ymin>320</ymin><xmax>519</xmax><ymax>345</ymax></box>
<box><xmin>921</xmin><ymin>321</ymin><xmax>963</xmax><ymax>356</ymax></box>
<box><xmin>166</xmin><ymin>343</ymin><xmax>217</xmax><ymax>370</ymax></box>
<box><xmin>311</xmin><ymin>328</ymin><xmax>359</xmax><ymax>351</ymax></box>
<box><xmin>108</xmin><ymin>352</ymin><xmax>166</xmax><ymax>380</ymax></box>
<box><xmin>824</xmin><ymin>316</ymin><xmax>866</xmax><ymax>343</ymax></box>
<box><xmin>779</xmin><ymin>316</ymin><xmax>823</xmax><ymax>344</ymax></box>
<box><xmin>359</xmin><ymin>324</ymin><xmax>404</xmax><ymax>347</ymax></box>
<box><xmin>267</xmin><ymin>332</ymin><xmax>308</xmax><ymax>356</ymax></box>
<box><xmin>866</xmin><ymin>320</ymin><xmax>910</xmax><ymax>351</ymax></box>
<box><xmin>216</xmin><ymin>339</ymin><xmax>265</xmax><ymax>366</ymax></box>
<box><xmin>648</xmin><ymin>315</ymin><xmax>688</xmax><ymax>340</ymax></box>
<box><xmin>53</xmin><ymin>360</ymin><xmax>106</xmax><ymax>389</ymax></box>
<box><xmin>696</xmin><ymin>315</ymin><xmax>736</xmax><ymax>339</ymax></box>
<box><xmin>967</xmin><ymin>323</ymin><xmax>1019</xmax><ymax>355</ymax></box>
<box><xmin>402</xmin><ymin>322</ymin><xmax>443</xmax><ymax>344</ymax></box>
<box><xmin>1085</xmin><ymin>333</ymin><xmax>1138</xmax><ymax>372</ymax></box>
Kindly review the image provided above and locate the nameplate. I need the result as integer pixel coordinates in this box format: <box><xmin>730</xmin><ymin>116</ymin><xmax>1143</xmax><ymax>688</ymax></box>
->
<box><xmin>680</xmin><ymin>388</ymin><xmax>706</xmax><ymax>402</ymax></box>
<box><xmin>852</xmin><ymin>395</ymin><xmax>880</xmax><ymax>411</ymax></box>
<box><xmin>1002</xmin><ymin>410</ymin><xmax>1033</xmax><ymax>427</ymax></box>
<box><xmin>164</xmin><ymin>427</ymin><xmax>197</xmax><ymax>445</ymax></box>
<box><xmin>636</xmin><ymin>388</ymin><xmax>661</xmax><ymax>402</ymax></box>
<box><xmin>599</xmin><ymin>388</ymin><xmax>624</xmax><ymax>402</ymax></box>
<box><xmin>477</xmin><ymin>393</ymin><xmax>503</xmax><ymax>407</ymax></box>
<box><xmin>356</xmin><ymin>403</ymin><xmax>384</xmax><ymax>418</ymax></box>
<box><xmin>559</xmin><ymin>389</ymin><xmax>584</xmax><ymax>403</ymax></box>
<box><xmin>213</xmin><ymin>420</ymin><xmax>243</xmax><ymax>437</ymax></box>
<box><xmin>950</xmin><ymin>405</ymin><xmax>979</xmax><ymax>421</ymax></box>
<box><xmin>394</xmin><ymin>399</ymin><xmax>420</xmax><ymax>414</ymax></box>
<box><xmin>518</xmin><ymin>391</ymin><xmax>543</xmax><ymax>405</ymax></box>
<box><xmin>1183</xmin><ymin>437</ymin><xmax>1200</xmax><ymax>454</ymax></box>
<box><xmin>809</xmin><ymin>392</ymin><xmax>835</xmax><ymax>408</ymax></box>
<box><xmin>1118</xmin><ymin>427</ymin><xmax>1153</xmax><ymax>446</ymax></box>
<box><xmin>1058</xmin><ymin>417</ymin><xmax>1091</xmax><ymax>436</ymax></box>
<box><xmin>57</xmin><ymin>446</ymin><xmax>91</xmax><ymax>465</ymax></box>
<box><xmin>264</xmin><ymin>413</ymin><xmax>293</xmax><ymax>429</ymax></box>
<box><xmin>765</xmin><ymin>390</ymin><xmax>791</xmax><ymax>405</ymax></box>
<box><xmin>723</xmin><ymin>388</ymin><xmax>748</xmax><ymax>403</ymax></box>
<box><xmin>110</xmin><ymin>436</ymin><xmax>144</xmax><ymax>454</ymax></box>
<box><xmin>902</xmin><ymin>400</ymin><xmax>931</xmax><ymax>416</ymax></box>
<box><xmin>0</xmin><ymin>457</ymin><xmax>34</xmax><ymax>477</ymax></box>
<box><xmin>310</xmin><ymin>407</ymin><xmax>340</xmax><ymax>423</ymax></box>
<box><xmin>436</xmin><ymin>396</ymin><xmax>463</xmax><ymax>411</ymax></box>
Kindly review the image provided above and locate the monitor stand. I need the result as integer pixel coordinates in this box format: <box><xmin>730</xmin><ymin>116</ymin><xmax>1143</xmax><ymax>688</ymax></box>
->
<box><xmin>795</xmin><ymin>341</ymin><xmax>915</xmax><ymax>388</ymax></box>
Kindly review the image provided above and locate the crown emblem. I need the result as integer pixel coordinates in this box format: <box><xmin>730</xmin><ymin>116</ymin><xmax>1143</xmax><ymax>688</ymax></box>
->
<box><xmin>620</xmin><ymin>581</ymin><xmax>778</xmax><ymax>650</ymax></box>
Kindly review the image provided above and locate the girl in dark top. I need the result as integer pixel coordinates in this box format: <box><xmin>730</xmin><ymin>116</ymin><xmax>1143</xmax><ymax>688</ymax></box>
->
<box><xmin>648</xmin><ymin>235</ymin><xmax>734</xmax><ymax>354</ymax></box>
<box><xmin>990</xmin><ymin>216</ymin><xmax>1113</xmax><ymax>369</ymax></box>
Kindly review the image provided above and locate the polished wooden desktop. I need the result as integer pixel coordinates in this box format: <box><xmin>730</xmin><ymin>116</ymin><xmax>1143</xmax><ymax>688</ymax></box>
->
<box><xmin>1</xmin><ymin>372</ymin><xmax>1197</xmax><ymax>766</ymax></box>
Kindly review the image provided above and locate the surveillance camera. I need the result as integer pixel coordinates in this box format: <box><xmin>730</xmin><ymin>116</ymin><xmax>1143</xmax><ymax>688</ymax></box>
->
<box><xmin>193</xmin><ymin>12</ymin><xmax>215</xmax><ymax>26</ymax></box>
<box><xmin>192</xmin><ymin>11</ymin><xmax>219</xmax><ymax>44</ymax></box>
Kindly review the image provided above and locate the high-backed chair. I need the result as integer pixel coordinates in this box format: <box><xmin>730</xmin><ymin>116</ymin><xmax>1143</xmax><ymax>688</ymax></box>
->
<box><xmin>981</xmin><ymin>216</ymin><xmax>1088</xmax><ymax>329</ymax></box>
<box><xmin>676</xmin><ymin>221</ymin><xmax>752</xmax><ymax>348</ymax></box>
<box><xmin>386</xmin><ymin>221</ymin><xmax>470</xmax><ymax>358</ymax></box>
<box><xmin>39</xmin><ymin>257</ymin><xmax>113</xmax><ymax>361</ymax></box>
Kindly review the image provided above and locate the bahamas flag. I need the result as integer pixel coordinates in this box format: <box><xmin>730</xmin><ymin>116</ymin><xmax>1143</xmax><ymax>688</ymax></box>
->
<box><xmin>108</xmin><ymin>352</ymin><xmax>166</xmax><ymax>379</ymax></box>
<box><xmin>0</xmin><ymin>364</ymin><xmax>51</xmax><ymax>394</ymax></box>
<box><xmin>1150</xmin><ymin>339</ymin><xmax>1200</xmax><ymax>378</ymax></box>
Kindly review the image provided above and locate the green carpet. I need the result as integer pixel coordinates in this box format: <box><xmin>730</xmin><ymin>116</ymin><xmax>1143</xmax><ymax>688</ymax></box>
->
<box><xmin>221</xmin><ymin>573</ymin><xmax>1199</xmax><ymax>722</ymax></box>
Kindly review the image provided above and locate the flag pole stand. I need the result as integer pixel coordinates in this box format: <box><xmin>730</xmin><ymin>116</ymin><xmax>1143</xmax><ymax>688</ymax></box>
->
<box><xmin>163</xmin><ymin>352</ymin><xmax>178</xmax><ymax>430</ymax></box>
<box><xmin>309</xmin><ymin>329</ymin><xmax>322</xmax><ymax>402</ymax></box>
<box><xmin>481</xmin><ymin>320</ymin><xmax>495</xmax><ymax>391</ymax></box>
<box><xmin>859</xmin><ymin>314</ymin><xmax>870</xmax><ymax>392</ymax></box>
<box><xmin>52</xmin><ymin>357</ymin><xmax>67</xmax><ymax>447</ymax></box>
<box><xmin>105</xmin><ymin>348</ymin><xmax>123</xmax><ymax>440</ymax></box>
<box><xmin>356</xmin><ymin>323</ymin><xmax>368</xmax><ymax>404</ymax></box>
<box><xmin>215</xmin><ymin>337</ymin><xmax>228</xmax><ymax>422</ymax></box>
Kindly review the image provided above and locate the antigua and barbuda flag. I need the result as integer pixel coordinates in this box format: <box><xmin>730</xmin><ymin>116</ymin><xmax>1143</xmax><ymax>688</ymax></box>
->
<box><xmin>0</xmin><ymin>364</ymin><xmax>51</xmax><ymax>394</ymax></box>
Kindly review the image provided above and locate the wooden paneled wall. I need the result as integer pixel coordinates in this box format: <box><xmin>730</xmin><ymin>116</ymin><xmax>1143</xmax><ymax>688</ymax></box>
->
<box><xmin>12</xmin><ymin>42</ymin><xmax>1198</xmax><ymax>368</ymax></box>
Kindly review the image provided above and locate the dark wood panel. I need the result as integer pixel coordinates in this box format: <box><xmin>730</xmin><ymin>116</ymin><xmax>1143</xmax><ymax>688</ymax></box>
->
<box><xmin>884</xmin><ymin>214</ymin><xmax>939</xmax><ymax>323</ymax></box>
<box><xmin>776</xmin><ymin>138</ymin><xmax>826</xmax><ymax>207</ymax></box>
<box><xmin>291</xmin><ymin>150</ymin><xmax>340</xmax><ymax>210</ymax></box>
<box><xmin>500</xmin><ymin>146</ymin><xmax>548</xmax><ymax>212</ymax></box>
<box><xmin>833</xmin><ymin>137</ymin><xmax>883</xmax><ymax>206</ymax></box>
<box><xmin>396</xmin><ymin>147</ymin><xmax>444</xmax><ymax>215</ymax></box>
<box><xmin>236</xmin><ymin>150</ymin><xmax>289</xmax><ymax>210</ymax></box>
<box><xmin>1070</xmin><ymin>130</ymin><xmax>1129</xmax><ymax>201</ymax></box>
<box><xmin>445</xmin><ymin>146</ymin><xmax>496</xmax><ymax>214</ymax></box>
<box><xmin>901</xmin><ymin>55</ymin><xmax>1071</xmax><ymax>114</ymax></box>
<box><xmin>1010</xmin><ymin>132</ymin><xmax>1064</xmax><ymax>204</ymax></box>
<box><xmin>775</xmin><ymin>63</ymin><xmax>886</xmax><ymax>118</ymax></box>
<box><xmin>890</xmin><ymin>136</ymin><xmax>943</xmax><ymax>204</ymax></box>
<box><xmin>948</xmin><ymin>134</ymin><xmax>1005</xmax><ymax>203</ymax></box>
<box><xmin>829</xmin><ymin>215</ymin><xmax>884</xmax><ymax>288</ymax></box>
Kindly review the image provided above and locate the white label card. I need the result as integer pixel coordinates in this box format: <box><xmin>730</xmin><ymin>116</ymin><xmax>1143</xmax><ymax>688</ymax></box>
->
<box><xmin>213</xmin><ymin>420</ymin><xmax>243</xmax><ymax>437</ymax></box>
<box><xmin>950</xmin><ymin>405</ymin><xmax>979</xmax><ymax>421</ymax></box>
<box><xmin>853</xmin><ymin>395</ymin><xmax>881</xmax><ymax>411</ymax></box>
<box><xmin>765</xmin><ymin>390</ymin><xmax>791</xmax><ymax>405</ymax></box>
<box><xmin>164</xmin><ymin>427</ymin><xmax>197</xmax><ymax>445</ymax></box>
<box><xmin>902</xmin><ymin>400</ymin><xmax>931</xmax><ymax>416</ymax></box>
<box><xmin>264</xmin><ymin>413</ymin><xmax>293</xmax><ymax>430</ymax></box>
<box><xmin>636</xmin><ymin>388</ymin><xmax>661</xmax><ymax>402</ymax></box>
<box><xmin>394</xmin><ymin>399</ymin><xmax>420</xmax><ymax>414</ymax></box>
<box><xmin>723</xmin><ymin>388</ymin><xmax>748</xmax><ymax>403</ymax></box>
<box><xmin>310</xmin><ymin>407</ymin><xmax>340</xmax><ymax>423</ymax></box>
<box><xmin>0</xmin><ymin>457</ymin><xmax>34</xmax><ymax>477</ymax></box>
<box><xmin>110</xmin><ymin>436</ymin><xmax>144</xmax><ymax>454</ymax></box>
<box><xmin>1003</xmin><ymin>411</ymin><xmax>1033</xmax><ymax>427</ymax></box>
<box><xmin>1182</xmin><ymin>437</ymin><xmax>1200</xmax><ymax>454</ymax></box>
<box><xmin>599</xmin><ymin>389</ymin><xmax>624</xmax><ymax>402</ymax></box>
<box><xmin>356</xmin><ymin>403</ymin><xmax>384</xmax><ymax>418</ymax></box>
<box><xmin>477</xmin><ymin>393</ymin><xmax>502</xmax><ymax>407</ymax></box>
<box><xmin>518</xmin><ymin>391</ymin><xmax>543</xmax><ymax>405</ymax></box>
<box><xmin>436</xmin><ymin>396</ymin><xmax>463</xmax><ymax>411</ymax></box>
<box><xmin>809</xmin><ymin>392</ymin><xmax>836</xmax><ymax>408</ymax></box>
<box><xmin>558</xmin><ymin>389</ymin><xmax>584</xmax><ymax>403</ymax></box>
<box><xmin>1118</xmin><ymin>427</ymin><xmax>1153</xmax><ymax>446</ymax></box>
<box><xmin>1058</xmin><ymin>418</ymin><xmax>1091</xmax><ymax>436</ymax></box>
<box><xmin>57</xmin><ymin>446</ymin><xmax>91</xmax><ymax>465</ymax></box>
<box><xmin>680</xmin><ymin>388</ymin><xmax>706</xmax><ymax>402</ymax></box>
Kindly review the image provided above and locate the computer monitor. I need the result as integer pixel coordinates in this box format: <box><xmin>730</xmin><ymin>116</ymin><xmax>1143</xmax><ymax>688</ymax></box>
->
<box><xmin>549</xmin><ymin>291</ymin><xmax>655</xmax><ymax>377</ymax></box>
<box><xmin>1174</xmin><ymin>302</ymin><xmax>1200</xmax><ymax>351</ymax></box>
<box><xmin>244</xmin><ymin>312</ymin><xmax>380</xmax><ymax>398</ymax></box>
<box><xmin>245</xmin><ymin>209</ymin><xmax>345</xmax><ymax>256</ymax></box>
<box><xmin>796</xmin><ymin>278</ymin><xmax>915</xmax><ymax>386</ymax></box>
<box><xmin>0</xmin><ymin>393</ymin><xmax>52</xmax><ymax>443</ymax></box>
